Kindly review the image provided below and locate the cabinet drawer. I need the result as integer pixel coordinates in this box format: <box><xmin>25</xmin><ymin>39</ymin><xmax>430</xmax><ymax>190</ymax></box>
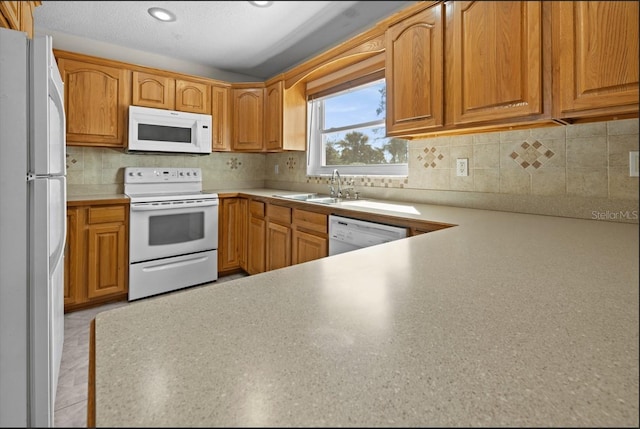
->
<box><xmin>293</xmin><ymin>209</ymin><xmax>327</xmax><ymax>234</ymax></box>
<box><xmin>267</xmin><ymin>204</ymin><xmax>291</xmax><ymax>224</ymax></box>
<box><xmin>250</xmin><ymin>200</ymin><xmax>265</xmax><ymax>218</ymax></box>
<box><xmin>87</xmin><ymin>206</ymin><xmax>126</xmax><ymax>224</ymax></box>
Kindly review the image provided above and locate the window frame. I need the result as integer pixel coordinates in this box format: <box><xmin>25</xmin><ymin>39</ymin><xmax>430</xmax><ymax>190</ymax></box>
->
<box><xmin>306</xmin><ymin>78</ymin><xmax>408</xmax><ymax>177</ymax></box>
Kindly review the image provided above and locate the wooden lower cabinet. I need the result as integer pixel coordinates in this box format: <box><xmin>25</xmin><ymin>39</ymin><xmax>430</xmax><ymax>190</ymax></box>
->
<box><xmin>292</xmin><ymin>208</ymin><xmax>328</xmax><ymax>265</ymax></box>
<box><xmin>246</xmin><ymin>200</ymin><xmax>266</xmax><ymax>275</ymax></box>
<box><xmin>218</xmin><ymin>196</ymin><xmax>247</xmax><ymax>274</ymax></box>
<box><xmin>292</xmin><ymin>229</ymin><xmax>327</xmax><ymax>265</ymax></box>
<box><xmin>266</xmin><ymin>221</ymin><xmax>291</xmax><ymax>271</ymax></box>
<box><xmin>64</xmin><ymin>201</ymin><xmax>129</xmax><ymax>313</ymax></box>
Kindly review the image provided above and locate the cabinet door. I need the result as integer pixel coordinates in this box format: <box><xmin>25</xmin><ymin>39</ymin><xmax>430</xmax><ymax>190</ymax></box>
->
<box><xmin>86</xmin><ymin>223</ymin><xmax>127</xmax><ymax>299</ymax></box>
<box><xmin>211</xmin><ymin>85</ymin><xmax>231</xmax><ymax>151</ymax></box>
<box><xmin>175</xmin><ymin>79</ymin><xmax>211</xmax><ymax>114</ymax></box>
<box><xmin>0</xmin><ymin>1</ymin><xmax>20</xmax><ymax>30</ymax></box>
<box><xmin>247</xmin><ymin>214</ymin><xmax>266</xmax><ymax>275</ymax></box>
<box><xmin>386</xmin><ymin>3</ymin><xmax>444</xmax><ymax>135</ymax></box>
<box><xmin>292</xmin><ymin>229</ymin><xmax>327</xmax><ymax>265</ymax></box>
<box><xmin>58</xmin><ymin>58</ymin><xmax>129</xmax><ymax>147</ymax></box>
<box><xmin>64</xmin><ymin>207</ymin><xmax>80</xmax><ymax>308</ymax></box>
<box><xmin>218</xmin><ymin>197</ymin><xmax>243</xmax><ymax>272</ymax></box>
<box><xmin>552</xmin><ymin>1</ymin><xmax>639</xmax><ymax>119</ymax></box>
<box><xmin>132</xmin><ymin>71</ymin><xmax>175</xmax><ymax>110</ymax></box>
<box><xmin>232</xmin><ymin>88</ymin><xmax>264</xmax><ymax>151</ymax></box>
<box><xmin>451</xmin><ymin>1</ymin><xmax>542</xmax><ymax>124</ymax></box>
<box><xmin>19</xmin><ymin>1</ymin><xmax>34</xmax><ymax>38</ymax></box>
<box><xmin>238</xmin><ymin>198</ymin><xmax>248</xmax><ymax>270</ymax></box>
<box><xmin>264</xmin><ymin>81</ymin><xmax>283</xmax><ymax>151</ymax></box>
<box><xmin>266</xmin><ymin>221</ymin><xmax>291</xmax><ymax>271</ymax></box>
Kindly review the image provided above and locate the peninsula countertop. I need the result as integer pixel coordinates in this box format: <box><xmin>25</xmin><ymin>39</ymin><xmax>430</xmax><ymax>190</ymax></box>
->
<box><xmin>94</xmin><ymin>192</ymin><xmax>639</xmax><ymax>427</ymax></box>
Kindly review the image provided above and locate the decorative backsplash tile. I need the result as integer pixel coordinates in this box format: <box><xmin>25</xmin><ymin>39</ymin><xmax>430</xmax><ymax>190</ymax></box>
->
<box><xmin>509</xmin><ymin>140</ymin><xmax>555</xmax><ymax>170</ymax></box>
<box><xmin>286</xmin><ymin>156</ymin><xmax>296</xmax><ymax>170</ymax></box>
<box><xmin>226</xmin><ymin>157</ymin><xmax>242</xmax><ymax>169</ymax></box>
<box><xmin>418</xmin><ymin>146</ymin><xmax>445</xmax><ymax>168</ymax></box>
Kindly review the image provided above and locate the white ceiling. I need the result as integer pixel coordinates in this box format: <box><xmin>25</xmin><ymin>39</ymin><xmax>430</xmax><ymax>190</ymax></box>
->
<box><xmin>33</xmin><ymin>1</ymin><xmax>416</xmax><ymax>80</ymax></box>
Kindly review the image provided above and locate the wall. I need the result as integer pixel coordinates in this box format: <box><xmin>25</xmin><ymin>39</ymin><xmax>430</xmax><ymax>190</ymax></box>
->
<box><xmin>66</xmin><ymin>149</ymin><xmax>265</xmax><ymax>195</ymax></box>
<box><xmin>265</xmin><ymin>119</ymin><xmax>639</xmax><ymax>223</ymax></box>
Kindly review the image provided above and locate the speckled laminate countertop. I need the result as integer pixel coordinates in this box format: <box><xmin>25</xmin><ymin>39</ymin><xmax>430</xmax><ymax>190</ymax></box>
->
<box><xmin>94</xmin><ymin>190</ymin><xmax>639</xmax><ymax>427</ymax></box>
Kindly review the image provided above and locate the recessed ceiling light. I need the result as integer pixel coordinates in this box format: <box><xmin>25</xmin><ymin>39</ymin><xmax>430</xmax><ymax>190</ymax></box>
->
<box><xmin>249</xmin><ymin>1</ymin><xmax>273</xmax><ymax>7</ymax></box>
<box><xmin>148</xmin><ymin>7</ymin><xmax>176</xmax><ymax>22</ymax></box>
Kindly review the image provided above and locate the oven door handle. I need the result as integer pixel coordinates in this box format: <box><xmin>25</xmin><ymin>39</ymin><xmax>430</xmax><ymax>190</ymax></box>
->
<box><xmin>131</xmin><ymin>200</ymin><xmax>219</xmax><ymax>211</ymax></box>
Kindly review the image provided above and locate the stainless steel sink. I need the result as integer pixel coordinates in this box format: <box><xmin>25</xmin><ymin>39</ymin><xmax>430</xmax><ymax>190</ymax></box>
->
<box><xmin>272</xmin><ymin>193</ymin><xmax>317</xmax><ymax>201</ymax></box>
<box><xmin>306</xmin><ymin>197</ymin><xmax>340</xmax><ymax>204</ymax></box>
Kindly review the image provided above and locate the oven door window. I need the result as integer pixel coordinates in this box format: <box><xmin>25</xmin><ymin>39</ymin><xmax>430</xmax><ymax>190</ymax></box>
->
<box><xmin>149</xmin><ymin>212</ymin><xmax>204</xmax><ymax>245</ymax></box>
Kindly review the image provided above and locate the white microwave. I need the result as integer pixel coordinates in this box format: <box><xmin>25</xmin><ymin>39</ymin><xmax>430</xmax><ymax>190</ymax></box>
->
<box><xmin>128</xmin><ymin>106</ymin><xmax>212</xmax><ymax>154</ymax></box>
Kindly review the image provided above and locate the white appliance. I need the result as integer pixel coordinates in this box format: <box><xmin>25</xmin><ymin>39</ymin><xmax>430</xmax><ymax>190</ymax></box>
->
<box><xmin>0</xmin><ymin>29</ymin><xmax>66</xmax><ymax>427</ymax></box>
<box><xmin>128</xmin><ymin>105</ymin><xmax>212</xmax><ymax>154</ymax></box>
<box><xmin>124</xmin><ymin>167</ymin><xmax>219</xmax><ymax>301</ymax></box>
<box><xmin>328</xmin><ymin>215</ymin><xmax>407</xmax><ymax>256</ymax></box>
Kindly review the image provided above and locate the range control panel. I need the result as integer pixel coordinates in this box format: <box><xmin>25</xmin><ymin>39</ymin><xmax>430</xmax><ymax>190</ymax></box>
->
<box><xmin>124</xmin><ymin>167</ymin><xmax>201</xmax><ymax>184</ymax></box>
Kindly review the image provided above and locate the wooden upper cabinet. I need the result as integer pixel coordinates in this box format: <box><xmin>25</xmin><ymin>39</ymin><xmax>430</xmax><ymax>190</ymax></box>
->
<box><xmin>211</xmin><ymin>85</ymin><xmax>231</xmax><ymax>151</ymax></box>
<box><xmin>0</xmin><ymin>1</ymin><xmax>21</xmax><ymax>30</ymax></box>
<box><xmin>385</xmin><ymin>3</ymin><xmax>444</xmax><ymax>135</ymax></box>
<box><xmin>1</xmin><ymin>1</ymin><xmax>39</xmax><ymax>38</ymax></box>
<box><xmin>264</xmin><ymin>81</ymin><xmax>283</xmax><ymax>151</ymax></box>
<box><xmin>451</xmin><ymin>1</ymin><xmax>543</xmax><ymax>125</ymax></box>
<box><xmin>57</xmin><ymin>57</ymin><xmax>129</xmax><ymax>147</ymax></box>
<box><xmin>132</xmin><ymin>71</ymin><xmax>175</xmax><ymax>110</ymax></box>
<box><xmin>232</xmin><ymin>87</ymin><xmax>264</xmax><ymax>151</ymax></box>
<box><xmin>552</xmin><ymin>1</ymin><xmax>639</xmax><ymax>119</ymax></box>
<box><xmin>176</xmin><ymin>79</ymin><xmax>211</xmax><ymax>114</ymax></box>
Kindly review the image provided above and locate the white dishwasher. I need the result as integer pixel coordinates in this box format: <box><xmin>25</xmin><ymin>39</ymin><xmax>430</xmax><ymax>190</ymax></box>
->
<box><xmin>328</xmin><ymin>215</ymin><xmax>408</xmax><ymax>256</ymax></box>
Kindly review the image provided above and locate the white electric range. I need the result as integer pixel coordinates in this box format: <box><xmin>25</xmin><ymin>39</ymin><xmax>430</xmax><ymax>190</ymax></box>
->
<box><xmin>124</xmin><ymin>167</ymin><xmax>218</xmax><ymax>301</ymax></box>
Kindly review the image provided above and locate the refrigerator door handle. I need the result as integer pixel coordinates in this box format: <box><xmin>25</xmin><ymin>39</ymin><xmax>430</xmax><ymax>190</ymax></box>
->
<box><xmin>49</xmin><ymin>176</ymin><xmax>67</xmax><ymax>273</ymax></box>
<box><xmin>49</xmin><ymin>68</ymin><xmax>66</xmax><ymax>175</ymax></box>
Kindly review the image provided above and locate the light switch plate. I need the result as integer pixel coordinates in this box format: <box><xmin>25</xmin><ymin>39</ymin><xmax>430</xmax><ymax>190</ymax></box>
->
<box><xmin>630</xmin><ymin>151</ymin><xmax>639</xmax><ymax>177</ymax></box>
<box><xmin>456</xmin><ymin>158</ymin><xmax>469</xmax><ymax>177</ymax></box>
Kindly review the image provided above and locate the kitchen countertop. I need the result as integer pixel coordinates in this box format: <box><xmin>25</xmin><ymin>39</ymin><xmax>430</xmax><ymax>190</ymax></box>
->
<box><xmin>94</xmin><ymin>190</ymin><xmax>639</xmax><ymax>427</ymax></box>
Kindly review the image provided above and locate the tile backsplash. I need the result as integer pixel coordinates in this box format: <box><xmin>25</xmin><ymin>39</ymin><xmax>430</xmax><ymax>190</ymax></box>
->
<box><xmin>65</xmin><ymin>150</ymin><xmax>265</xmax><ymax>194</ymax></box>
<box><xmin>265</xmin><ymin>119</ymin><xmax>639</xmax><ymax>223</ymax></box>
<box><xmin>67</xmin><ymin>118</ymin><xmax>639</xmax><ymax>223</ymax></box>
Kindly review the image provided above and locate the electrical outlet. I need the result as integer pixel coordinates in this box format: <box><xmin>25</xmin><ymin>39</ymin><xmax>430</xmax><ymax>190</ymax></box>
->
<box><xmin>456</xmin><ymin>158</ymin><xmax>469</xmax><ymax>177</ymax></box>
<box><xmin>630</xmin><ymin>151</ymin><xmax>639</xmax><ymax>177</ymax></box>
<box><xmin>274</xmin><ymin>164</ymin><xmax>279</xmax><ymax>175</ymax></box>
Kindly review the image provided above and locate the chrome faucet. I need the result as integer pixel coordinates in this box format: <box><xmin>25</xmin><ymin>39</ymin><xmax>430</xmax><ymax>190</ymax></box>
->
<box><xmin>330</xmin><ymin>169</ymin><xmax>342</xmax><ymax>198</ymax></box>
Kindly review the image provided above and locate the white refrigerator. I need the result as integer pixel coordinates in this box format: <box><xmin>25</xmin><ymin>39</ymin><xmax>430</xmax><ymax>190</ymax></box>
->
<box><xmin>0</xmin><ymin>28</ymin><xmax>66</xmax><ymax>427</ymax></box>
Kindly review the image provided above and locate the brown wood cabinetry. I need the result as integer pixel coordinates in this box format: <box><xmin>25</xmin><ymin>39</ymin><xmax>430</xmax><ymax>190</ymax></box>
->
<box><xmin>211</xmin><ymin>85</ymin><xmax>232</xmax><ymax>151</ymax></box>
<box><xmin>131</xmin><ymin>71</ymin><xmax>175</xmax><ymax>110</ymax></box>
<box><xmin>1</xmin><ymin>1</ymin><xmax>39</xmax><ymax>38</ymax></box>
<box><xmin>552</xmin><ymin>1</ymin><xmax>639</xmax><ymax>120</ymax></box>
<box><xmin>385</xmin><ymin>3</ymin><xmax>444</xmax><ymax>135</ymax></box>
<box><xmin>264</xmin><ymin>81</ymin><xmax>283</xmax><ymax>151</ymax></box>
<box><xmin>132</xmin><ymin>71</ymin><xmax>211</xmax><ymax>114</ymax></box>
<box><xmin>247</xmin><ymin>200</ymin><xmax>266</xmax><ymax>274</ymax></box>
<box><xmin>175</xmin><ymin>78</ymin><xmax>211</xmax><ymax>114</ymax></box>
<box><xmin>232</xmin><ymin>87</ymin><xmax>265</xmax><ymax>151</ymax></box>
<box><xmin>64</xmin><ymin>201</ymin><xmax>129</xmax><ymax>313</ymax></box>
<box><xmin>450</xmin><ymin>0</ymin><xmax>543</xmax><ymax>125</ymax></box>
<box><xmin>56</xmin><ymin>54</ymin><xmax>130</xmax><ymax>147</ymax></box>
<box><xmin>218</xmin><ymin>196</ymin><xmax>247</xmax><ymax>274</ymax></box>
<box><xmin>266</xmin><ymin>203</ymin><xmax>292</xmax><ymax>271</ymax></box>
<box><xmin>292</xmin><ymin>208</ymin><xmax>328</xmax><ymax>265</ymax></box>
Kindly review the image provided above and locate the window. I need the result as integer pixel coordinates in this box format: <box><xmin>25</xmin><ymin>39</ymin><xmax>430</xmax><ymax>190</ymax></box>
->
<box><xmin>307</xmin><ymin>78</ymin><xmax>408</xmax><ymax>176</ymax></box>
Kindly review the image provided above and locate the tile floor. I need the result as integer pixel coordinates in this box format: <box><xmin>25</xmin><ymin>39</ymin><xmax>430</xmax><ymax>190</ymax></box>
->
<box><xmin>53</xmin><ymin>273</ymin><xmax>247</xmax><ymax>427</ymax></box>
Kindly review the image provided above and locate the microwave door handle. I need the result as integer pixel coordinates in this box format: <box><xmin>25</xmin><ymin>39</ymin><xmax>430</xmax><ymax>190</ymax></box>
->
<box><xmin>130</xmin><ymin>200</ymin><xmax>219</xmax><ymax>212</ymax></box>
